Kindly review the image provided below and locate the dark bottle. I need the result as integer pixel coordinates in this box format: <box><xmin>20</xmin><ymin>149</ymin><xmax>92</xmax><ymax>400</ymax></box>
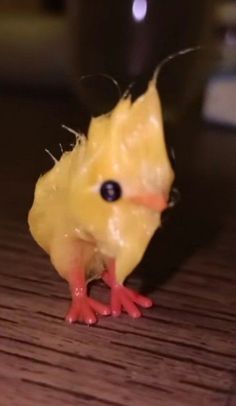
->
<box><xmin>67</xmin><ymin>0</ymin><xmax>214</xmax><ymax>118</ymax></box>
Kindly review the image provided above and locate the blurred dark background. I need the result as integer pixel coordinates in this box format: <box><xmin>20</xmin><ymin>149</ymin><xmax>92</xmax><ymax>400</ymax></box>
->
<box><xmin>0</xmin><ymin>0</ymin><xmax>235</xmax><ymax>280</ymax></box>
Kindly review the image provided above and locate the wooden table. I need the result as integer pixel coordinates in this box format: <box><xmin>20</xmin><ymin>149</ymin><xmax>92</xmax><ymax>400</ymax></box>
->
<box><xmin>0</xmin><ymin>92</ymin><xmax>235</xmax><ymax>406</ymax></box>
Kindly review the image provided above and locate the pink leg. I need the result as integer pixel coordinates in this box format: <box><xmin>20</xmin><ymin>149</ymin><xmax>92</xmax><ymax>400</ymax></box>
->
<box><xmin>66</xmin><ymin>271</ymin><xmax>110</xmax><ymax>325</ymax></box>
<box><xmin>103</xmin><ymin>261</ymin><xmax>153</xmax><ymax>318</ymax></box>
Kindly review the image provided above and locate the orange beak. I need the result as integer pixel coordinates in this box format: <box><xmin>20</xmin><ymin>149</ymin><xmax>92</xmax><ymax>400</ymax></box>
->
<box><xmin>130</xmin><ymin>194</ymin><xmax>168</xmax><ymax>212</ymax></box>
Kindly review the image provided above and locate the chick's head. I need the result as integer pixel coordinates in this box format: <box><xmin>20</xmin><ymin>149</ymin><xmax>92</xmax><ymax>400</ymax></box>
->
<box><xmin>68</xmin><ymin>80</ymin><xmax>174</xmax><ymax>245</ymax></box>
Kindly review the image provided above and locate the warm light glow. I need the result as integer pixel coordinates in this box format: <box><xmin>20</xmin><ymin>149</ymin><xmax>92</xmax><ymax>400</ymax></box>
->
<box><xmin>132</xmin><ymin>0</ymin><xmax>147</xmax><ymax>22</ymax></box>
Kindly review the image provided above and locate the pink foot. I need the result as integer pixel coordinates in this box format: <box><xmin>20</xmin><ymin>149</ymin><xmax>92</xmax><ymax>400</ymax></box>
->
<box><xmin>66</xmin><ymin>296</ymin><xmax>110</xmax><ymax>325</ymax></box>
<box><xmin>66</xmin><ymin>273</ymin><xmax>110</xmax><ymax>325</ymax></box>
<box><xmin>103</xmin><ymin>271</ymin><xmax>153</xmax><ymax>318</ymax></box>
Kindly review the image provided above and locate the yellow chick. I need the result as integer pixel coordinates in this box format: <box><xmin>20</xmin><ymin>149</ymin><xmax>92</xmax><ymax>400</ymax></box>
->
<box><xmin>28</xmin><ymin>78</ymin><xmax>174</xmax><ymax>325</ymax></box>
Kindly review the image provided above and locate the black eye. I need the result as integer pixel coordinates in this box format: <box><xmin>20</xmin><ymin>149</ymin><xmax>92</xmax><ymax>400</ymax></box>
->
<box><xmin>100</xmin><ymin>180</ymin><xmax>122</xmax><ymax>202</ymax></box>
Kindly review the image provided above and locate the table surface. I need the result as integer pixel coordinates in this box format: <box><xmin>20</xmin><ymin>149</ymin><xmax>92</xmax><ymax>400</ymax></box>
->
<box><xmin>0</xmin><ymin>91</ymin><xmax>235</xmax><ymax>406</ymax></box>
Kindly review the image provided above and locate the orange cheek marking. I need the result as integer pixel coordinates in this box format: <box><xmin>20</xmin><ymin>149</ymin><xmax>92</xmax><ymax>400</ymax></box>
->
<box><xmin>130</xmin><ymin>194</ymin><xmax>168</xmax><ymax>212</ymax></box>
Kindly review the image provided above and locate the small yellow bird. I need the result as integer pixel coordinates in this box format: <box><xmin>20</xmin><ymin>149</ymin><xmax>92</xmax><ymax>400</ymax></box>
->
<box><xmin>28</xmin><ymin>77</ymin><xmax>174</xmax><ymax>325</ymax></box>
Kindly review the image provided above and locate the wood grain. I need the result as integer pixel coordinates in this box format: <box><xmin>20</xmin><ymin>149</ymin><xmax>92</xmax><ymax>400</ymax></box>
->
<box><xmin>0</xmin><ymin>198</ymin><xmax>235</xmax><ymax>406</ymax></box>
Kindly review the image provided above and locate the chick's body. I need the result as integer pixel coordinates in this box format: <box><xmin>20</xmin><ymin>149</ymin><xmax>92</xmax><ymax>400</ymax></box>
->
<box><xmin>28</xmin><ymin>79</ymin><xmax>174</xmax><ymax>324</ymax></box>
